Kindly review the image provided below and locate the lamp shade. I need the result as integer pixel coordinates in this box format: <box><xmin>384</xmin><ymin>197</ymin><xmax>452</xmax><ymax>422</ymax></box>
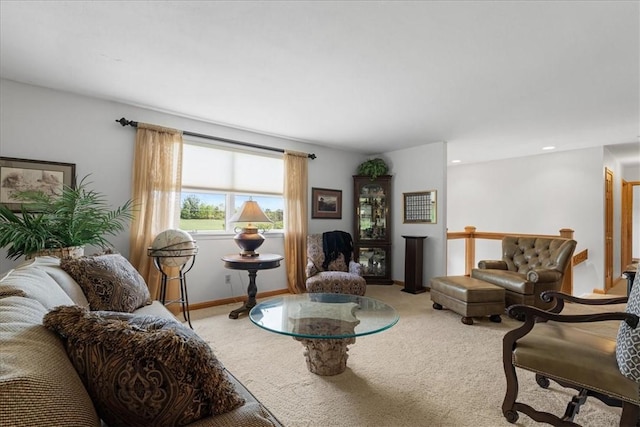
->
<box><xmin>229</xmin><ymin>200</ymin><xmax>273</xmax><ymax>224</ymax></box>
<box><xmin>230</xmin><ymin>200</ymin><xmax>272</xmax><ymax>257</ymax></box>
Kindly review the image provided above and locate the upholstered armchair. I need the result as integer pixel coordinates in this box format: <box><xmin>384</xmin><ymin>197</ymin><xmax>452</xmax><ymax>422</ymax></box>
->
<box><xmin>502</xmin><ymin>264</ymin><xmax>640</xmax><ymax>426</ymax></box>
<box><xmin>471</xmin><ymin>236</ymin><xmax>576</xmax><ymax>310</ymax></box>
<box><xmin>305</xmin><ymin>232</ymin><xmax>366</xmax><ymax>296</ymax></box>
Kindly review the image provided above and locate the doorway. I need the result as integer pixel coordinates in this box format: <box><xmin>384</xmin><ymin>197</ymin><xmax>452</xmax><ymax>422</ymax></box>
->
<box><xmin>622</xmin><ymin>180</ymin><xmax>640</xmax><ymax>269</ymax></box>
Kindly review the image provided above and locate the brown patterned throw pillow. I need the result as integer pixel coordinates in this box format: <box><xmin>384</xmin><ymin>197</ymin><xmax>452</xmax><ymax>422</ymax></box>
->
<box><xmin>43</xmin><ymin>306</ymin><xmax>245</xmax><ymax>427</ymax></box>
<box><xmin>60</xmin><ymin>254</ymin><xmax>151</xmax><ymax>312</ymax></box>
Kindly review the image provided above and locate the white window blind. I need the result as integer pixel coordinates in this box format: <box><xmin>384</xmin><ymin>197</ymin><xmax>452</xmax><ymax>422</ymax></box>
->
<box><xmin>182</xmin><ymin>143</ymin><xmax>283</xmax><ymax>195</ymax></box>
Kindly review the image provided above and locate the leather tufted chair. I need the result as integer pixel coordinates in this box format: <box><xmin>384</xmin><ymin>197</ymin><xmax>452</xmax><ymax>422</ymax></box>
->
<box><xmin>305</xmin><ymin>232</ymin><xmax>366</xmax><ymax>296</ymax></box>
<box><xmin>471</xmin><ymin>236</ymin><xmax>576</xmax><ymax>310</ymax></box>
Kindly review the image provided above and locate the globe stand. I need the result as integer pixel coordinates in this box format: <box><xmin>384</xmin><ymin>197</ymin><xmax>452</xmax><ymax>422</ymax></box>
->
<box><xmin>147</xmin><ymin>247</ymin><xmax>198</xmax><ymax>329</ymax></box>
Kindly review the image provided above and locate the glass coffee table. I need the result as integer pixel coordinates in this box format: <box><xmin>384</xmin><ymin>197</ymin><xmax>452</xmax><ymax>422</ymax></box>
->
<box><xmin>249</xmin><ymin>293</ymin><xmax>399</xmax><ymax>376</ymax></box>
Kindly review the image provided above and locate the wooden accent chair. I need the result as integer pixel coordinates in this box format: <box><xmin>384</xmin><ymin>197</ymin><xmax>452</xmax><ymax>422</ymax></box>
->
<box><xmin>305</xmin><ymin>232</ymin><xmax>366</xmax><ymax>296</ymax></box>
<box><xmin>502</xmin><ymin>264</ymin><xmax>640</xmax><ymax>426</ymax></box>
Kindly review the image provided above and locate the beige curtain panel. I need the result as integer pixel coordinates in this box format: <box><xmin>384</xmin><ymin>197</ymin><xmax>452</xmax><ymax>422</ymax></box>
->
<box><xmin>129</xmin><ymin>123</ymin><xmax>183</xmax><ymax>299</ymax></box>
<box><xmin>284</xmin><ymin>150</ymin><xmax>309</xmax><ymax>294</ymax></box>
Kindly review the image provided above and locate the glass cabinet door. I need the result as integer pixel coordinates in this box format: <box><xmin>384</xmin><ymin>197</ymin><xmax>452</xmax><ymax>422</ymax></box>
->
<box><xmin>357</xmin><ymin>246</ymin><xmax>389</xmax><ymax>278</ymax></box>
<box><xmin>357</xmin><ymin>181</ymin><xmax>389</xmax><ymax>242</ymax></box>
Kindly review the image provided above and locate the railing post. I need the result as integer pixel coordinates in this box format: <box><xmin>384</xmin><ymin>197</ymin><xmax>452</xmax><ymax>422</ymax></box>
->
<box><xmin>559</xmin><ymin>228</ymin><xmax>575</xmax><ymax>294</ymax></box>
<box><xmin>559</xmin><ymin>228</ymin><xmax>574</xmax><ymax>239</ymax></box>
<box><xmin>464</xmin><ymin>226</ymin><xmax>476</xmax><ymax>276</ymax></box>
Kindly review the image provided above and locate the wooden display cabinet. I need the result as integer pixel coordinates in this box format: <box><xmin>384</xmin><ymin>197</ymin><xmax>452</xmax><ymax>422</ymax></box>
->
<box><xmin>353</xmin><ymin>175</ymin><xmax>393</xmax><ymax>284</ymax></box>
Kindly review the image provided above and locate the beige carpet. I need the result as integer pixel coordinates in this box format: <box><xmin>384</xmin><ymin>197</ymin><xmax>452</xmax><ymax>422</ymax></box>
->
<box><xmin>189</xmin><ymin>286</ymin><xmax>622</xmax><ymax>427</ymax></box>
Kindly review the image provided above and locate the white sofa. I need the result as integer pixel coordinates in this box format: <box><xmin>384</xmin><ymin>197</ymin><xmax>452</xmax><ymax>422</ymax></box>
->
<box><xmin>0</xmin><ymin>256</ymin><xmax>281</xmax><ymax>427</ymax></box>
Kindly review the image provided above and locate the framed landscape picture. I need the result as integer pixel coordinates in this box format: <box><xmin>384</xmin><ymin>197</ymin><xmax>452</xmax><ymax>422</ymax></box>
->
<box><xmin>0</xmin><ymin>157</ymin><xmax>76</xmax><ymax>212</ymax></box>
<box><xmin>311</xmin><ymin>187</ymin><xmax>342</xmax><ymax>219</ymax></box>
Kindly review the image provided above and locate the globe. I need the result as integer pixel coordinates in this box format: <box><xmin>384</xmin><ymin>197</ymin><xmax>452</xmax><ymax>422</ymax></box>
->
<box><xmin>150</xmin><ymin>229</ymin><xmax>197</xmax><ymax>267</ymax></box>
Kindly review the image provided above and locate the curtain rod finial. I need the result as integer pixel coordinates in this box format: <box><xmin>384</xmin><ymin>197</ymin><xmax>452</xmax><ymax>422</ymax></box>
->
<box><xmin>115</xmin><ymin>117</ymin><xmax>138</xmax><ymax>127</ymax></box>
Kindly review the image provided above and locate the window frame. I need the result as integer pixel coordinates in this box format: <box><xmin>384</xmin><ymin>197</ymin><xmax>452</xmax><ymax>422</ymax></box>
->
<box><xmin>180</xmin><ymin>141</ymin><xmax>285</xmax><ymax>235</ymax></box>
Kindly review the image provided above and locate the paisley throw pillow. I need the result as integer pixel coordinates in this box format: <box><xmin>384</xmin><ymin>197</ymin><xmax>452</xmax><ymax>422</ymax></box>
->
<box><xmin>61</xmin><ymin>254</ymin><xmax>151</xmax><ymax>312</ymax></box>
<box><xmin>43</xmin><ymin>306</ymin><xmax>245</xmax><ymax>426</ymax></box>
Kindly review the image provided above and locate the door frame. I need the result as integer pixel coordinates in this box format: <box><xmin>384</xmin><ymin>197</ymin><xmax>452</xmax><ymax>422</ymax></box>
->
<box><xmin>605</xmin><ymin>168</ymin><xmax>614</xmax><ymax>291</ymax></box>
<box><xmin>622</xmin><ymin>180</ymin><xmax>640</xmax><ymax>270</ymax></box>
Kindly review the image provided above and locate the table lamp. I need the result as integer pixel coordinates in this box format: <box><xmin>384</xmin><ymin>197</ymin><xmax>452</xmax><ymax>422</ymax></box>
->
<box><xmin>229</xmin><ymin>199</ymin><xmax>273</xmax><ymax>257</ymax></box>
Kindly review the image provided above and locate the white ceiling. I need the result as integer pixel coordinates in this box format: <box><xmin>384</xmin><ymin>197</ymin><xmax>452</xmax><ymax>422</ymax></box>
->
<box><xmin>1</xmin><ymin>1</ymin><xmax>638</xmax><ymax>165</ymax></box>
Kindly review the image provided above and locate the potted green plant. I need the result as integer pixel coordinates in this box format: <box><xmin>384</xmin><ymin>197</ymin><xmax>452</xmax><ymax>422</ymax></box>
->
<box><xmin>357</xmin><ymin>158</ymin><xmax>389</xmax><ymax>180</ymax></box>
<box><xmin>0</xmin><ymin>175</ymin><xmax>134</xmax><ymax>260</ymax></box>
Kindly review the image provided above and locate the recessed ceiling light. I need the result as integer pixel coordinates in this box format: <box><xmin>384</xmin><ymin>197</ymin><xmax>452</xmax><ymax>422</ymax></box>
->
<box><xmin>542</xmin><ymin>146</ymin><xmax>556</xmax><ymax>151</ymax></box>
<box><xmin>451</xmin><ymin>159</ymin><xmax>461</xmax><ymax>164</ymax></box>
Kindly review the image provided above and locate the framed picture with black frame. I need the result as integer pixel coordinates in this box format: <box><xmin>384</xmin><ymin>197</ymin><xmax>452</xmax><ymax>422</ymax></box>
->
<box><xmin>0</xmin><ymin>157</ymin><xmax>76</xmax><ymax>212</ymax></box>
<box><xmin>311</xmin><ymin>187</ymin><xmax>342</xmax><ymax>219</ymax></box>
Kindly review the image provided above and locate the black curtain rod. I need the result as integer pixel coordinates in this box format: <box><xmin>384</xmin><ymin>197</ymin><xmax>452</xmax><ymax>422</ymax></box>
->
<box><xmin>115</xmin><ymin>117</ymin><xmax>316</xmax><ymax>159</ymax></box>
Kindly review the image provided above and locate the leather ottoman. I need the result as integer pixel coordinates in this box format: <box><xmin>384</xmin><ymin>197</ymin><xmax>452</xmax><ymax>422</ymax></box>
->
<box><xmin>430</xmin><ymin>275</ymin><xmax>505</xmax><ymax>325</ymax></box>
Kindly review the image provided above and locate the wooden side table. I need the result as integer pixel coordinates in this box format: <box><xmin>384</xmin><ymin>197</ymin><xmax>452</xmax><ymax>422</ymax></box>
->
<box><xmin>222</xmin><ymin>253</ymin><xmax>283</xmax><ymax>319</ymax></box>
<box><xmin>402</xmin><ymin>235</ymin><xmax>427</xmax><ymax>294</ymax></box>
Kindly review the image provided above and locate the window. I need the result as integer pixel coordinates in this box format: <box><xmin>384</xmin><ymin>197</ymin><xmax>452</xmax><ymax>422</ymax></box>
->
<box><xmin>180</xmin><ymin>142</ymin><xmax>284</xmax><ymax>232</ymax></box>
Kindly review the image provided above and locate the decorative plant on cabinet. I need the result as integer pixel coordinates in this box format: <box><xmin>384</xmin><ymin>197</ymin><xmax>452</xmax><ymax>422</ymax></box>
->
<box><xmin>356</xmin><ymin>158</ymin><xmax>389</xmax><ymax>180</ymax></box>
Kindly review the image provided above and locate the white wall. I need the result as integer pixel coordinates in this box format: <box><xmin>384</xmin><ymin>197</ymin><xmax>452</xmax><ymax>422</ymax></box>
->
<box><xmin>11</xmin><ymin>78</ymin><xmax>602</xmax><ymax>303</ymax></box>
<box><xmin>604</xmin><ymin>147</ymin><xmax>624</xmax><ymax>281</ymax></box>
<box><xmin>384</xmin><ymin>143</ymin><xmax>448</xmax><ymax>285</ymax></box>
<box><xmin>623</xmin><ymin>164</ymin><xmax>640</xmax><ymax>182</ymax></box>
<box><xmin>0</xmin><ymin>79</ymin><xmax>366</xmax><ymax>303</ymax></box>
<box><xmin>447</xmin><ymin>147</ymin><xmax>605</xmax><ymax>297</ymax></box>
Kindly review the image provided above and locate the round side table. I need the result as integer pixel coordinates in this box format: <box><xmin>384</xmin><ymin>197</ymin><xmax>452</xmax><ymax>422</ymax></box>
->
<box><xmin>221</xmin><ymin>253</ymin><xmax>283</xmax><ymax>319</ymax></box>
